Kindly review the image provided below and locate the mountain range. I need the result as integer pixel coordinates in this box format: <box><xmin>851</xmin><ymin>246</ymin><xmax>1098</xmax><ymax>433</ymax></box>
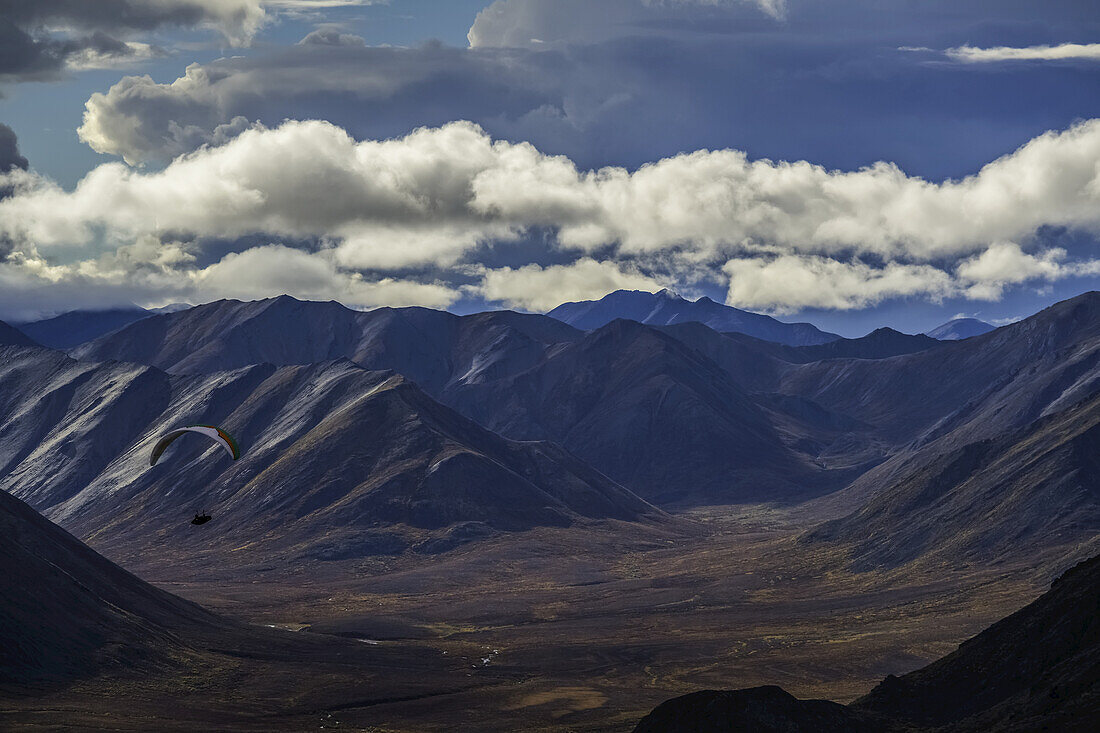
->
<box><xmin>3</xmin><ymin>291</ymin><xmax>1099</xmax><ymax>572</ymax></box>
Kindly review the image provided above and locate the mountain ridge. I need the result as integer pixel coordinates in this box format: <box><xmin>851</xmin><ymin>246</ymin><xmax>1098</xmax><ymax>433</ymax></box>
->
<box><xmin>547</xmin><ymin>289</ymin><xmax>840</xmax><ymax>346</ymax></box>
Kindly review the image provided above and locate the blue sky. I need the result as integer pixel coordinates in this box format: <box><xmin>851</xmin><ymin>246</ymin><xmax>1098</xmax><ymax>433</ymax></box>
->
<box><xmin>0</xmin><ymin>0</ymin><xmax>1098</xmax><ymax>336</ymax></box>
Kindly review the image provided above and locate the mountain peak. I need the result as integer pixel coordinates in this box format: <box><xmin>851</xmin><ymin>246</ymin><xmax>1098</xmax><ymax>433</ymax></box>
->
<box><xmin>926</xmin><ymin>317</ymin><xmax>995</xmax><ymax>341</ymax></box>
<box><xmin>547</xmin><ymin>289</ymin><xmax>839</xmax><ymax>346</ymax></box>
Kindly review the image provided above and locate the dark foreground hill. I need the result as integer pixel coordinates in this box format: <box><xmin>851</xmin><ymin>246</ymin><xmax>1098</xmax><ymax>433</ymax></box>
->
<box><xmin>633</xmin><ymin>553</ymin><xmax>1100</xmax><ymax>732</ymax></box>
<box><xmin>0</xmin><ymin>487</ymin><xmax>218</xmax><ymax>686</ymax></box>
<box><xmin>0</xmin><ymin>346</ymin><xmax>653</xmax><ymax>565</ymax></box>
<box><xmin>547</xmin><ymin>289</ymin><xmax>839</xmax><ymax>345</ymax></box>
<box><xmin>0</xmin><ymin>490</ymin><xmax>492</xmax><ymax>727</ymax></box>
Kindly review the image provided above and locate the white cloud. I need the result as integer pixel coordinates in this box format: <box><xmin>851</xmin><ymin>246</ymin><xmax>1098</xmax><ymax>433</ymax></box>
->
<box><xmin>723</xmin><ymin>256</ymin><xmax>954</xmax><ymax>312</ymax></box>
<box><xmin>955</xmin><ymin>242</ymin><xmax>1100</xmax><ymax>300</ymax></box>
<box><xmin>191</xmin><ymin>245</ymin><xmax>457</xmax><ymax>306</ymax></box>
<box><xmin>720</xmin><ymin>244</ymin><xmax>1100</xmax><ymax>312</ymax></box>
<box><xmin>945</xmin><ymin>43</ymin><xmax>1100</xmax><ymax>64</ymax></box>
<box><xmin>64</xmin><ymin>42</ymin><xmax>167</xmax><ymax>71</ymax></box>
<box><xmin>475</xmin><ymin>119</ymin><xmax>1100</xmax><ymax>262</ymax></box>
<box><xmin>476</xmin><ymin>258</ymin><xmax>665</xmax><ymax>310</ymax></box>
<box><xmin>0</xmin><ymin>243</ymin><xmax>457</xmax><ymax>321</ymax></box>
<box><xmin>3</xmin><ymin>118</ymin><xmax>1100</xmax><ymax>318</ymax></box>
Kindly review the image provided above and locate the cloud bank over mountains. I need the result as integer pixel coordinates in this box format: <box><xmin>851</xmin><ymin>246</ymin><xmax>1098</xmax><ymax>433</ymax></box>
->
<box><xmin>2</xmin><ymin>118</ymin><xmax>1099</xmax><ymax>318</ymax></box>
<box><xmin>0</xmin><ymin>0</ymin><xmax>1097</xmax><ymax>321</ymax></box>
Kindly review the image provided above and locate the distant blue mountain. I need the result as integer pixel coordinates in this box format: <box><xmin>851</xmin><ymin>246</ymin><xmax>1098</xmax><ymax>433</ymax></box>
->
<box><xmin>0</xmin><ymin>319</ymin><xmax>37</xmax><ymax>347</ymax></box>
<box><xmin>926</xmin><ymin>317</ymin><xmax>995</xmax><ymax>340</ymax></box>
<box><xmin>17</xmin><ymin>307</ymin><xmax>152</xmax><ymax>349</ymax></box>
<box><xmin>547</xmin><ymin>289</ymin><xmax>839</xmax><ymax>346</ymax></box>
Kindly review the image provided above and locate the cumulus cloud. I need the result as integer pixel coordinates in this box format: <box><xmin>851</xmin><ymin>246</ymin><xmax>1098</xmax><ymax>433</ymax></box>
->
<box><xmin>0</xmin><ymin>241</ymin><xmax>457</xmax><ymax>322</ymax></box>
<box><xmin>2</xmin><ymin>118</ymin><xmax>1099</xmax><ymax>317</ymax></box>
<box><xmin>14</xmin><ymin>117</ymin><xmax>1100</xmax><ymax>264</ymax></box>
<box><xmin>76</xmin><ymin>44</ymin><xmax>567</xmax><ymax>165</ymax></box>
<box><xmin>476</xmin><ymin>258</ymin><xmax>665</xmax><ymax>310</ymax></box>
<box><xmin>64</xmin><ymin>37</ymin><xmax>167</xmax><ymax>71</ymax></box>
<box><xmin>191</xmin><ymin>244</ymin><xmax>457</xmax><ymax>306</ymax></box>
<box><xmin>945</xmin><ymin>43</ymin><xmax>1100</xmax><ymax>64</ymax></box>
<box><xmin>955</xmin><ymin>242</ymin><xmax>1100</xmax><ymax>300</ymax></box>
<box><xmin>723</xmin><ymin>256</ymin><xmax>954</xmax><ymax>311</ymax></box>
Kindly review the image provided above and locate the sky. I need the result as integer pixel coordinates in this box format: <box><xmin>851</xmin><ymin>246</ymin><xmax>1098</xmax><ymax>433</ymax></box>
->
<box><xmin>0</xmin><ymin>0</ymin><xmax>1098</xmax><ymax>336</ymax></box>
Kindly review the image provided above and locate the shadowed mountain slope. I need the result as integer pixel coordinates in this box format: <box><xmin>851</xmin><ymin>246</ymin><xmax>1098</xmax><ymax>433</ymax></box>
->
<box><xmin>775</xmin><ymin>328</ymin><xmax>942</xmax><ymax>362</ymax></box>
<box><xmin>17</xmin><ymin>306</ymin><xmax>151</xmax><ymax>349</ymax></box>
<box><xmin>0</xmin><ymin>488</ymin><xmax>220</xmax><ymax>686</ymax></box>
<box><xmin>0</xmin><ymin>319</ymin><xmax>36</xmax><ymax>347</ymax></box>
<box><xmin>634</xmin><ymin>553</ymin><xmax>1100</xmax><ymax>732</ymax></box>
<box><xmin>926</xmin><ymin>317</ymin><xmax>995</xmax><ymax>340</ymax></box>
<box><xmin>778</xmin><ymin>292</ymin><xmax>1100</xmax><ymax>445</ymax></box>
<box><xmin>547</xmin><ymin>289</ymin><xmax>839</xmax><ymax>345</ymax></box>
<box><xmin>0</xmin><ymin>347</ymin><xmax>653</xmax><ymax>564</ymax></box>
<box><xmin>444</xmin><ymin>319</ymin><xmax>833</xmax><ymax>506</ymax></box>
<box><xmin>807</xmin><ymin>391</ymin><xmax>1100</xmax><ymax>569</ymax></box>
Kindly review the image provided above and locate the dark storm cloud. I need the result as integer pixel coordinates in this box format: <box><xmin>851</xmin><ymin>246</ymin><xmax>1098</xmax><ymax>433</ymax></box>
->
<box><xmin>81</xmin><ymin>0</ymin><xmax>1100</xmax><ymax>180</ymax></box>
<box><xmin>0</xmin><ymin>122</ymin><xmax>28</xmax><ymax>211</ymax></box>
<box><xmin>0</xmin><ymin>123</ymin><xmax>27</xmax><ymax>172</ymax></box>
<box><xmin>0</xmin><ymin>0</ymin><xmax>263</xmax><ymax>81</ymax></box>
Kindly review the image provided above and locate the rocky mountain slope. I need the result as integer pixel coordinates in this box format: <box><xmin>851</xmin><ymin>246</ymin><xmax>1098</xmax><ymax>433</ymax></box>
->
<box><xmin>807</xmin><ymin>390</ymin><xmax>1100</xmax><ymax>568</ymax></box>
<box><xmin>0</xmin><ymin>347</ymin><xmax>653</xmax><ymax>565</ymax></box>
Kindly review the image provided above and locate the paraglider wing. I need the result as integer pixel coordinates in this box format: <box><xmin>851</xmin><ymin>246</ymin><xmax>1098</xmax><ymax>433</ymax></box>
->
<box><xmin>149</xmin><ymin>425</ymin><xmax>241</xmax><ymax>466</ymax></box>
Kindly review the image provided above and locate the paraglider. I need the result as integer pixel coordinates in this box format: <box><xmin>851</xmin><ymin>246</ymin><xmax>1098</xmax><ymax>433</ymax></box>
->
<box><xmin>149</xmin><ymin>425</ymin><xmax>241</xmax><ymax>525</ymax></box>
<box><xmin>150</xmin><ymin>425</ymin><xmax>241</xmax><ymax>466</ymax></box>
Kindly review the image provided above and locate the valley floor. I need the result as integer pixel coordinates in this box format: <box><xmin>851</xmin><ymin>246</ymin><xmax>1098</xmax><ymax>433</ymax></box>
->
<box><xmin>8</xmin><ymin>504</ymin><xmax>1062</xmax><ymax>732</ymax></box>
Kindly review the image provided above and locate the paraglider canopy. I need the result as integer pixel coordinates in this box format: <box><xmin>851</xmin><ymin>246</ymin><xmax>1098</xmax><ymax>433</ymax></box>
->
<box><xmin>150</xmin><ymin>425</ymin><xmax>241</xmax><ymax>466</ymax></box>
